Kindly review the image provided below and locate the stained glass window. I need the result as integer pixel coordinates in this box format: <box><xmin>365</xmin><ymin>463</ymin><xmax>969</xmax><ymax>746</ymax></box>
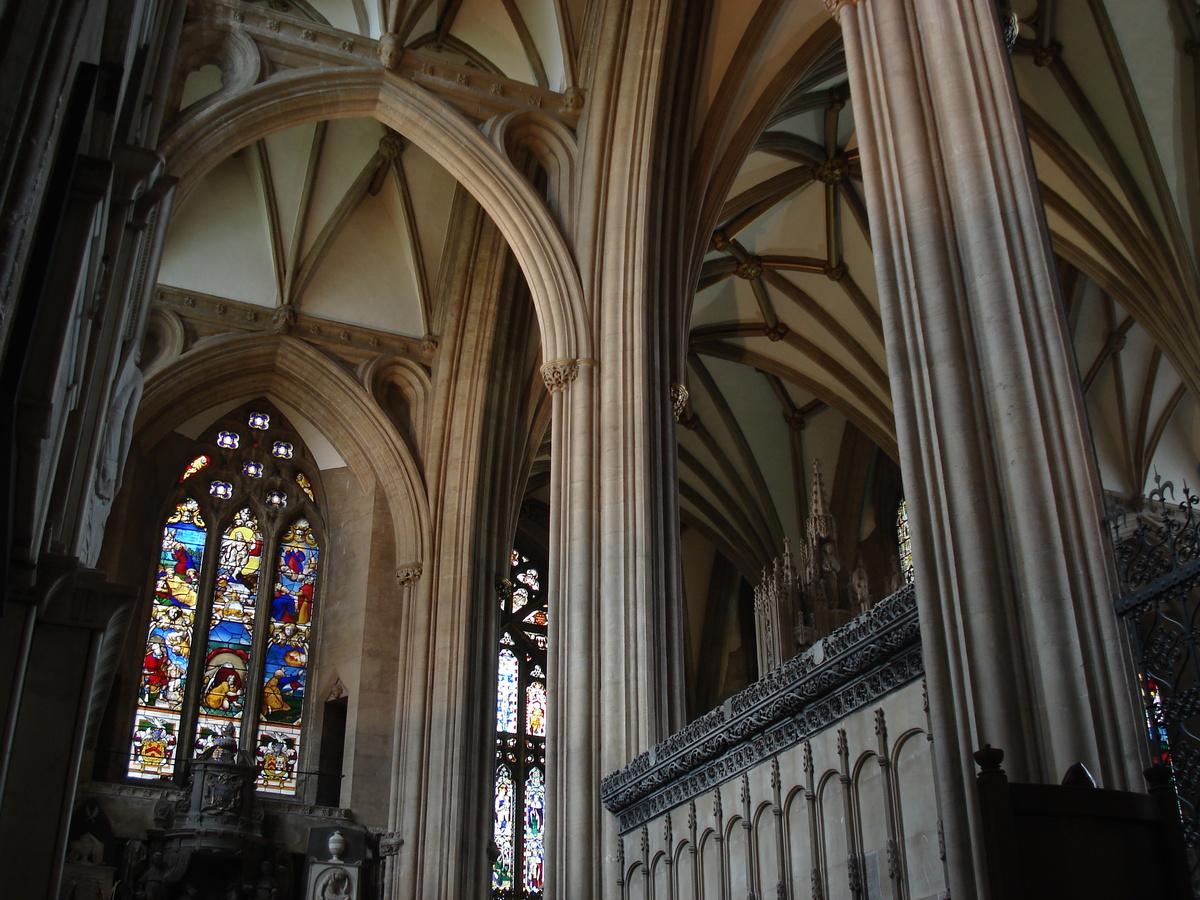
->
<box><xmin>494</xmin><ymin>766</ymin><xmax>516</xmax><ymax>893</ymax></box>
<box><xmin>180</xmin><ymin>455</ymin><xmax>209</xmax><ymax>481</ymax></box>
<box><xmin>493</xmin><ymin>549</ymin><xmax>547</xmax><ymax>899</ymax></box>
<box><xmin>522</xmin><ymin>768</ymin><xmax>545</xmax><ymax>893</ymax></box>
<box><xmin>193</xmin><ymin>509</ymin><xmax>261</xmax><ymax>756</ymax></box>
<box><xmin>256</xmin><ymin>518</ymin><xmax>318</xmax><ymax>794</ymax></box>
<box><xmin>296</xmin><ymin>472</ymin><xmax>315</xmax><ymax>503</ymax></box>
<box><xmin>897</xmin><ymin>499</ymin><xmax>914</xmax><ymax>585</ymax></box>
<box><xmin>525</xmin><ymin>682</ymin><xmax>546</xmax><ymax>737</ymax></box>
<box><xmin>126</xmin><ymin>405</ymin><xmax>322</xmax><ymax>797</ymax></box>
<box><xmin>496</xmin><ymin>650</ymin><xmax>519</xmax><ymax>734</ymax></box>
<box><xmin>129</xmin><ymin>499</ymin><xmax>206</xmax><ymax>780</ymax></box>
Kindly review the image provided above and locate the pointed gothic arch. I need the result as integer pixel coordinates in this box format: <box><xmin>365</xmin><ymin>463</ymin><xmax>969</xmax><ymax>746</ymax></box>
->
<box><xmin>135</xmin><ymin>331</ymin><xmax>429</xmax><ymax>571</ymax></box>
<box><xmin>158</xmin><ymin>65</ymin><xmax>590</xmax><ymax>366</ymax></box>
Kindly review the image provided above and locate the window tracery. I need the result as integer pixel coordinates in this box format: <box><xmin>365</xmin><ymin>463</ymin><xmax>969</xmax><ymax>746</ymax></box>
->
<box><xmin>128</xmin><ymin>405</ymin><xmax>321</xmax><ymax>796</ymax></box>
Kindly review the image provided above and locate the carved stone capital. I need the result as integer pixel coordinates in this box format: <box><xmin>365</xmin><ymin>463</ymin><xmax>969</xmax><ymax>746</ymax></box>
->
<box><xmin>541</xmin><ymin>359</ymin><xmax>579</xmax><ymax>393</ymax></box>
<box><xmin>824</xmin><ymin>0</ymin><xmax>865</xmax><ymax>20</ymax></box>
<box><xmin>670</xmin><ymin>383</ymin><xmax>689</xmax><ymax>421</ymax></box>
<box><xmin>377</xmin><ymin>831</ymin><xmax>404</xmax><ymax>856</ymax></box>
<box><xmin>395</xmin><ymin>563</ymin><xmax>423</xmax><ymax>587</ymax></box>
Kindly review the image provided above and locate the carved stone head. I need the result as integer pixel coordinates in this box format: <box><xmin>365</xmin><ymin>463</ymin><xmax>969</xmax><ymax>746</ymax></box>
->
<box><xmin>378</xmin><ymin>33</ymin><xmax>401</xmax><ymax>71</ymax></box>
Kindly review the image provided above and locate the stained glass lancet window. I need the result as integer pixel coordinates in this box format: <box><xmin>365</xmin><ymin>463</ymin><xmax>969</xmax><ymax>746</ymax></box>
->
<box><xmin>127</xmin><ymin>404</ymin><xmax>322</xmax><ymax>796</ymax></box>
<box><xmin>129</xmin><ymin>499</ymin><xmax>206</xmax><ymax>779</ymax></box>
<box><xmin>256</xmin><ymin>518</ymin><xmax>318</xmax><ymax>792</ymax></box>
<box><xmin>493</xmin><ymin>549</ymin><xmax>547</xmax><ymax>899</ymax></box>
<box><xmin>897</xmin><ymin>499</ymin><xmax>914</xmax><ymax>585</ymax></box>
<box><xmin>193</xmin><ymin>509</ymin><xmax>262</xmax><ymax>757</ymax></box>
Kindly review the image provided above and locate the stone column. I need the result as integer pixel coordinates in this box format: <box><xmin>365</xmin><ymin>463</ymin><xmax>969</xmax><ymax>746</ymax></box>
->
<box><xmin>833</xmin><ymin>0</ymin><xmax>1146</xmax><ymax>896</ymax></box>
<box><xmin>548</xmin><ymin>1</ymin><xmax>690</xmax><ymax>897</ymax></box>
<box><xmin>543</xmin><ymin>359</ymin><xmax>600</xmax><ymax>900</ymax></box>
<box><xmin>0</xmin><ymin>561</ymin><xmax>133</xmax><ymax>897</ymax></box>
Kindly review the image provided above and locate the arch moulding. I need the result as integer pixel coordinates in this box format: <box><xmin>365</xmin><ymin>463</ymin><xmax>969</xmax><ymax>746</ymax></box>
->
<box><xmin>135</xmin><ymin>331</ymin><xmax>430</xmax><ymax>570</ymax></box>
<box><xmin>158</xmin><ymin>66</ymin><xmax>590</xmax><ymax>366</ymax></box>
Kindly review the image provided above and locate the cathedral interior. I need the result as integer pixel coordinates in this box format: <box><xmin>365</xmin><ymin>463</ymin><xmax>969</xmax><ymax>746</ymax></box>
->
<box><xmin>1</xmin><ymin>0</ymin><xmax>1198</xmax><ymax>898</ymax></box>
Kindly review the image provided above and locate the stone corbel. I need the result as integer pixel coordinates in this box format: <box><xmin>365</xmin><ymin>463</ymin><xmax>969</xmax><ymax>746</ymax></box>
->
<box><xmin>395</xmin><ymin>563</ymin><xmax>423</xmax><ymax>587</ymax></box>
<box><xmin>272</xmin><ymin>303</ymin><xmax>296</xmax><ymax>335</ymax></box>
<box><xmin>540</xmin><ymin>359</ymin><xmax>580</xmax><ymax>393</ymax></box>
<box><xmin>379</xmin><ymin>33</ymin><xmax>401</xmax><ymax>70</ymax></box>
<box><xmin>111</xmin><ymin>145</ymin><xmax>166</xmax><ymax>207</ymax></box>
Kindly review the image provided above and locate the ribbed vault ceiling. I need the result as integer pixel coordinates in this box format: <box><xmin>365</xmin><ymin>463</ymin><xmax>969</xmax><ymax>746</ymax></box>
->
<box><xmin>677</xmin><ymin>0</ymin><xmax>1199</xmax><ymax>600</ymax></box>
<box><xmin>241</xmin><ymin>0</ymin><xmax>584</xmax><ymax>90</ymax></box>
<box><xmin>155</xmin><ymin>0</ymin><xmax>1198</xmax><ymax>697</ymax></box>
<box><xmin>160</xmin><ymin>116</ymin><xmax>455</xmax><ymax>338</ymax></box>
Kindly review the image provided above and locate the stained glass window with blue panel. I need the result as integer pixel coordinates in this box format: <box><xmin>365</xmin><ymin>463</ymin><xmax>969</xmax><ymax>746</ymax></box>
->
<box><xmin>256</xmin><ymin>517</ymin><xmax>318</xmax><ymax>794</ymax></box>
<box><xmin>128</xmin><ymin>499</ymin><xmax>207</xmax><ymax>780</ymax></box>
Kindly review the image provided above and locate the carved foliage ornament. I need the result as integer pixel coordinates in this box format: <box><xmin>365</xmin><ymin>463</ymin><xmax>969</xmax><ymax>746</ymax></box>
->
<box><xmin>541</xmin><ymin>359</ymin><xmax>579</xmax><ymax>393</ymax></box>
<box><xmin>379</xmin><ymin>132</ymin><xmax>404</xmax><ymax>161</ymax></box>
<box><xmin>670</xmin><ymin>383</ymin><xmax>689</xmax><ymax>421</ymax></box>
<box><xmin>395</xmin><ymin>564</ymin><xmax>423</xmax><ymax>587</ymax></box>
<box><xmin>734</xmin><ymin>255</ymin><xmax>763</xmax><ymax>280</ymax></box>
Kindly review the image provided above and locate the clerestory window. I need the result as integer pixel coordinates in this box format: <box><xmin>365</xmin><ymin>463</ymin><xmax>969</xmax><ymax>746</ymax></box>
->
<box><xmin>127</xmin><ymin>403</ymin><xmax>321</xmax><ymax>795</ymax></box>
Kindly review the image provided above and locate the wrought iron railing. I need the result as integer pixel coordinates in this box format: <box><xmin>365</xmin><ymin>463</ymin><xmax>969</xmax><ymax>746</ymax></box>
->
<box><xmin>1108</xmin><ymin>472</ymin><xmax>1200</xmax><ymax>855</ymax></box>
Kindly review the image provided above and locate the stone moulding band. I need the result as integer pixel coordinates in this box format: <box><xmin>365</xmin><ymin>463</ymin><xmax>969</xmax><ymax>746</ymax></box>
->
<box><xmin>600</xmin><ymin>584</ymin><xmax>921</xmax><ymax>833</ymax></box>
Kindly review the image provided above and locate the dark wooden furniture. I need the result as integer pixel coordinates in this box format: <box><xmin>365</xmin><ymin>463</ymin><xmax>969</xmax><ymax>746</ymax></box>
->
<box><xmin>974</xmin><ymin>746</ymin><xmax>1192</xmax><ymax>899</ymax></box>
